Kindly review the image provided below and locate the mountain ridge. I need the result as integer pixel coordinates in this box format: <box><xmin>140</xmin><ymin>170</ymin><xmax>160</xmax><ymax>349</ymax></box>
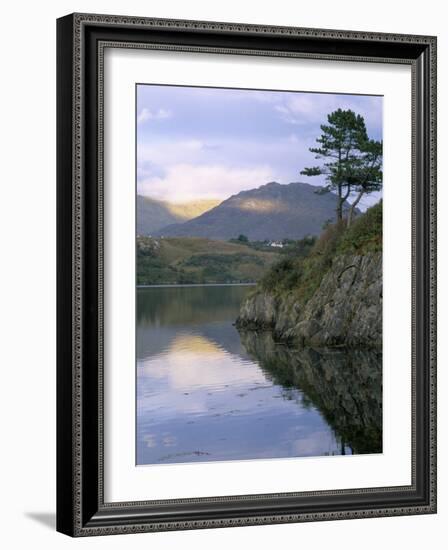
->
<box><xmin>137</xmin><ymin>195</ymin><xmax>221</xmax><ymax>235</ymax></box>
<box><xmin>155</xmin><ymin>181</ymin><xmax>354</xmax><ymax>241</ymax></box>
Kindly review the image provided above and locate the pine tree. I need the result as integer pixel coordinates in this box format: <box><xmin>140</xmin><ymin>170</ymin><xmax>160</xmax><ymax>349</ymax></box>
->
<box><xmin>345</xmin><ymin>138</ymin><xmax>382</xmax><ymax>226</ymax></box>
<box><xmin>300</xmin><ymin>109</ymin><xmax>382</xmax><ymax>224</ymax></box>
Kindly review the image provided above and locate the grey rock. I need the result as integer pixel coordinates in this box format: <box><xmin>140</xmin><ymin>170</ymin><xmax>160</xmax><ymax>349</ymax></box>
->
<box><xmin>236</xmin><ymin>252</ymin><xmax>382</xmax><ymax>348</ymax></box>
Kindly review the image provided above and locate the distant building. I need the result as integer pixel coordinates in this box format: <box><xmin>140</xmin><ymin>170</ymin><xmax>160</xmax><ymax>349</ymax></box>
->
<box><xmin>269</xmin><ymin>241</ymin><xmax>284</xmax><ymax>248</ymax></box>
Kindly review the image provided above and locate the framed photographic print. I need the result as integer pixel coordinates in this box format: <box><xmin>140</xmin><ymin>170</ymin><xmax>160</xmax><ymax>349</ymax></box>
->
<box><xmin>56</xmin><ymin>13</ymin><xmax>437</xmax><ymax>536</ymax></box>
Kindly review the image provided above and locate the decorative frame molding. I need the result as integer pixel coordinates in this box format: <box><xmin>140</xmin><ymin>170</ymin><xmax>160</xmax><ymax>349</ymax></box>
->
<box><xmin>57</xmin><ymin>13</ymin><xmax>437</xmax><ymax>537</ymax></box>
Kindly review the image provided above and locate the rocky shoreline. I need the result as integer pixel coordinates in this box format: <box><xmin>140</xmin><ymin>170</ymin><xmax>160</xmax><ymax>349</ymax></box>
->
<box><xmin>236</xmin><ymin>252</ymin><xmax>382</xmax><ymax>349</ymax></box>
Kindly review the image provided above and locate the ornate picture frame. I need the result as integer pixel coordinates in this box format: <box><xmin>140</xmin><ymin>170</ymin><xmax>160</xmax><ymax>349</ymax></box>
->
<box><xmin>57</xmin><ymin>13</ymin><xmax>436</xmax><ymax>536</ymax></box>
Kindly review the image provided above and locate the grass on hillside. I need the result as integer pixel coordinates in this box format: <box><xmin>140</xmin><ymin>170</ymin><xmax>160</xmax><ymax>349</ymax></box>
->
<box><xmin>260</xmin><ymin>201</ymin><xmax>382</xmax><ymax>303</ymax></box>
<box><xmin>136</xmin><ymin>236</ymin><xmax>281</xmax><ymax>285</ymax></box>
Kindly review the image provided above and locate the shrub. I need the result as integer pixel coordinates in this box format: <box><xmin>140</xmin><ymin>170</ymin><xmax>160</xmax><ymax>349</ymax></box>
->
<box><xmin>261</xmin><ymin>257</ymin><xmax>300</xmax><ymax>291</ymax></box>
<box><xmin>337</xmin><ymin>201</ymin><xmax>382</xmax><ymax>254</ymax></box>
<box><xmin>259</xmin><ymin>202</ymin><xmax>382</xmax><ymax>303</ymax></box>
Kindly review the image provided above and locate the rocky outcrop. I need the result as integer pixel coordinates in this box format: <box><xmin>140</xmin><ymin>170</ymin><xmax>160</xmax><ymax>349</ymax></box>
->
<box><xmin>236</xmin><ymin>252</ymin><xmax>382</xmax><ymax>348</ymax></box>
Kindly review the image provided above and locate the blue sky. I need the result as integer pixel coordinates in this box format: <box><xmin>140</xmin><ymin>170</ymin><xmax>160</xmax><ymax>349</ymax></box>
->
<box><xmin>137</xmin><ymin>85</ymin><xmax>383</xmax><ymax>209</ymax></box>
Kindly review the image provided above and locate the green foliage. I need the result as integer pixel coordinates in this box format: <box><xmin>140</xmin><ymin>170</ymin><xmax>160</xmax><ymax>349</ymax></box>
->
<box><xmin>136</xmin><ymin>236</ymin><xmax>280</xmax><ymax>285</ymax></box>
<box><xmin>137</xmin><ymin>202</ymin><xmax>382</xmax><ymax>289</ymax></box>
<box><xmin>300</xmin><ymin>108</ymin><xmax>383</xmax><ymax>220</ymax></box>
<box><xmin>301</xmin><ymin>109</ymin><xmax>369</xmax><ymax>186</ymax></box>
<box><xmin>237</xmin><ymin>234</ymin><xmax>249</xmax><ymax>243</ymax></box>
<box><xmin>281</xmin><ymin>235</ymin><xmax>317</xmax><ymax>257</ymax></box>
<box><xmin>260</xmin><ymin>202</ymin><xmax>382</xmax><ymax>303</ymax></box>
<box><xmin>137</xmin><ymin>236</ymin><xmax>160</xmax><ymax>257</ymax></box>
<box><xmin>183</xmin><ymin>253</ymin><xmax>263</xmax><ymax>268</ymax></box>
<box><xmin>260</xmin><ymin>257</ymin><xmax>300</xmax><ymax>292</ymax></box>
<box><xmin>337</xmin><ymin>200</ymin><xmax>382</xmax><ymax>254</ymax></box>
<box><xmin>290</xmin><ymin>221</ymin><xmax>346</xmax><ymax>302</ymax></box>
<box><xmin>228</xmin><ymin>235</ymin><xmax>317</xmax><ymax>257</ymax></box>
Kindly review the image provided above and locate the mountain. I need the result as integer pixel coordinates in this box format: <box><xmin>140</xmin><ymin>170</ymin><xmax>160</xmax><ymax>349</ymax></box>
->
<box><xmin>137</xmin><ymin>195</ymin><xmax>221</xmax><ymax>235</ymax></box>
<box><xmin>156</xmin><ymin>182</ymin><xmax>354</xmax><ymax>241</ymax></box>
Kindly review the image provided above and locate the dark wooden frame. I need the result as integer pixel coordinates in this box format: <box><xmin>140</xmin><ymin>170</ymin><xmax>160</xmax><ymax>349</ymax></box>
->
<box><xmin>57</xmin><ymin>13</ymin><xmax>437</xmax><ymax>537</ymax></box>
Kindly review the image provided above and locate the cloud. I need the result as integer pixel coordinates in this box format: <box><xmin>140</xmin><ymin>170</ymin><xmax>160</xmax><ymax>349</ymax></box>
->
<box><xmin>135</xmin><ymin>87</ymin><xmax>382</xmax><ymax>209</ymax></box>
<box><xmin>138</xmin><ymin>139</ymin><xmax>204</xmax><ymax>169</ymax></box>
<box><xmin>137</xmin><ymin>333</ymin><xmax>268</xmax><ymax>416</ymax></box>
<box><xmin>138</xmin><ymin>135</ymin><xmax>311</xmax><ymax>175</ymax></box>
<box><xmin>137</xmin><ymin>134</ymin><xmax>318</xmax><ymax>198</ymax></box>
<box><xmin>137</xmin><ymin>107</ymin><xmax>172</xmax><ymax>125</ymax></box>
<box><xmin>275</xmin><ymin>95</ymin><xmax>317</xmax><ymax>124</ymax></box>
<box><xmin>138</xmin><ymin>163</ymin><xmax>274</xmax><ymax>202</ymax></box>
<box><xmin>274</xmin><ymin>93</ymin><xmax>383</xmax><ymax>136</ymax></box>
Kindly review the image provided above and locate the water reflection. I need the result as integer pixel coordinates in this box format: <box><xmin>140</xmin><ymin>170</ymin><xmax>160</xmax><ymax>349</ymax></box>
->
<box><xmin>239</xmin><ymin>331</ymin><xmax>382</xmax><ymax>454</ymax></box>
<box><xmin>137</xmin><ymin>286</ymin><xmax>382</xmax><ymax>465</ymax></box>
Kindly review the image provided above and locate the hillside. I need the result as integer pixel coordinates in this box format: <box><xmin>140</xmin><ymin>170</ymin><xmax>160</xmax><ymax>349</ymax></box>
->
<box><xmin>137</xmin><ymin>236</ymin><xmax>281</xmax><ymax>285</ymax></box>
<box><xmin>236</xmin><ymin>201</ymin><xmax>383</xmax><ymax>348</ymax></box>
<box><xmin>137</xmin><ymin>195</ymin><xmax>220</xmax><ymax>235</ymax></box>
<box><xmin>156</xmin><ymin>181</ymin><xmax>354</xmax><ymax>241</ymax></box>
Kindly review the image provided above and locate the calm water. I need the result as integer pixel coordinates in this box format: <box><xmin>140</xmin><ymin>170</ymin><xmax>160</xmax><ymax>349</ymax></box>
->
<box><xmin>137</xmin><ymin>285</ymin><xmax>382</xmax><ymax>465</ymax></box>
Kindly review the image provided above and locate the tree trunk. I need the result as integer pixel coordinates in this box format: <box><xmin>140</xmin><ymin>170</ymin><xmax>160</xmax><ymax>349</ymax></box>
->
<box><xmin>347</xmin><ymin>190</ymin><xmax>365</xmax><ymax>227</ymax></box>
<box><xmin>336</xmin><ymin>197</ymin><xmax>343</xmax><ymax>222</ymax></box>
<box><xmin>337</xmin><ymin>184</ymin><xmax>351</xmax><ymax>223</ymax></box>
<box><xmin>336</xmin><ymin>183</ymin><xmax>342</xmax><ymax>223</ymax></box>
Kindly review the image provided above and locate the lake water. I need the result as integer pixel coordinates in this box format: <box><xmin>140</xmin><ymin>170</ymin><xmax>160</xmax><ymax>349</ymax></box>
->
<box><xmin>137</xmin><ymin>285</ymin><xmax>382</xmax><ymax>465</ymax></box>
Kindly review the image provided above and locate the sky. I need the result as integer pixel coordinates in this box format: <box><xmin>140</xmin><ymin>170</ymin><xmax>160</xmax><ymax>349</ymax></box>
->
<box><xmin>136</xmin><ymin>84</ymin><xmax>383</xmax><ymax>210</ymax></box>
